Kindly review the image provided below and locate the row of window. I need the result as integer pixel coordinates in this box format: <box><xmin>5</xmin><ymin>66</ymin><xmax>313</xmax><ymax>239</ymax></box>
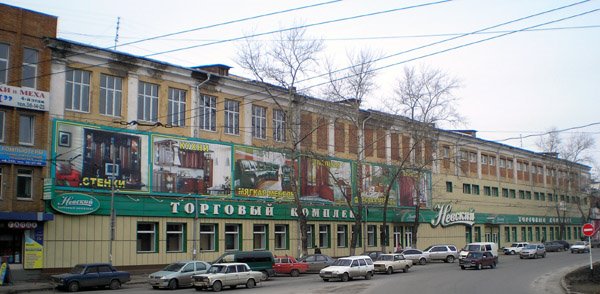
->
<box><xmin>0</xmin><ymin>43</ymin><xmax>38</xmax><ymax>88</ymax></box>
<box><xmin>502</xmin><ymin>226</ymin><xmax>582</xmax><ymax>243</ymax></box>
<box><xmin>447</xmin><ymin>181</ymin><xmax>586</xmax><ymax>204</ymax></box>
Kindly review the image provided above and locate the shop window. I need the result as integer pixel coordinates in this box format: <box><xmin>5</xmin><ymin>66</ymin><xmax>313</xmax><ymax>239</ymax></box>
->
<box><xmin>253</xmin><ymin>224</ymin><xmax>267</xmax><ymax>250</ymax></box>
<box><xmin>16</xmin><ymin>169</ymin><xmax>33</xmax><ymax>199</ymax></box>
<box><xmin>474</xmin><ymin>227</ymin><xmax>481</xmax><ymax>242</ymax></box>
<box><xmin>337</xmin><ymin>225</ymin><xmax>347</xmax><ymax>248</ymax></box>
<box><xmin>19</xmin><ymin>115</ymin><xmax>34</xmax><ymax>145</ymax></box>
<box><xmin>0</xmin><ymin>43</ymin><xmax>8</xmax><ymax>84</ymax></box>
<box><xmin>446</xmin><ymin>181</ymin><xmax>453</xmax><ymax>193</ymax></box>
<box><xmin>22</xmin><ymin>48</ymin><xmax>37</xmax><ymax>88</ymax></box>
<box><xmin>224</xmin><ymin>99</ymin><xmax>240</xmax><ymax>135</ymax></box>
<box><xmin>380</xmin><ymin>225</ymin><xmax>389</xmax><ymax>246</ymax></box>
<box><xmin>306</xmin><ymin>224</ymin><xmax>315</xmax><ymax>248</ymax></box>
<box><xmin>274</xmin><ymin>224</ymin><xmax>288</xmax><ymax>250</ymax></box>
<box><xmin>367</xmin><ymin>225</ymin><xmax>377</xmax><ymax>247</ymax></box>
<box><xmin>511</xmin><ymin>227</ymin><xmax>517</xmax><ymax>241</ymax></box>
<box><xmin>504</xmin><ymin>227</ymin><xmax>510</xmax><ymax>242</ymax></box>
<box><xmin>166</xmin><ymin>223</ymin><xmax>185</xmax><ymax>252</ymax></box>
<box><xmin>521</xmin><ymin>227</ymin><xmax>526</xmax><ymax>241</ymax></box>
<box><xmin>99</xmin><ymin>74</ymin><xmax>122</xmax><ymax>117</ymax></box>
<box><xmin>225</xmin><ymin>224</ymin><xmax>241</xmax><ymax>251</ymax></box>
<box><xmin>200</xmin><ymin>224</ymin><xmax>217</xmax><ymax>251</ymax></box>
<box><xmin>168</xmin><ymin>87</ymin><xmax>186</xmax><ymax>126</ymax></box>
<box><xmin>65</xmin><ymin>68</ymin><xmax>91</xmax><ymax>112</ymax></box>
<box><xmin>535</xmin><ymin>227</ymin><xmax>540</xmax><ymax>241</ymax></box>
<box><xmin>137</xmin><ymin>222</ymin><xmax>158</xmax><ymax>252</ymax></box>
<box><xmin>199</xmin><ymin>94</ymin><xmax>216</xmax><ymax>131</ymax></box>
<box><xmin>252</xmin><ymin>105</ymin><xmax>267</xmax><ymax>139</ymax></box>
<box><xmin>319</xmin><ymin>224</ymin><xmax>330</xmax><ymax>248</ymax></box>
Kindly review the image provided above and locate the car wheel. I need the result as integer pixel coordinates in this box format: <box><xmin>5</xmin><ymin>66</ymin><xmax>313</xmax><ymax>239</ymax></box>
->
<box><xmin>460</xmin><ymin>266</ymin><xmax>465</xmax><ymax>270</ymax></box>
<box><xmin>290</xmin><ymin>269</ymin><xmax>300</xmax><ymax>277</ymax></box>
<box><xmin>322</xmin><ymin>279</ymin><xmax>329</xmax><ymax>282</ymax></box>
<box><xmin>491</xmin><ymin>262</ymin><xmax>496</xmax><ymax>269</ymax></box>
<box><xmin>68</xmin><ymin>281</ymin><xmax>80</xmax><ymax>292</ymax></box>
<box><xmin>520</xmin><ymin>256</ymin><xmax>523</xmax><ymax>259</ymax></box>
<box><xmin>446</xmin><ymin>256</ymin><xmax>455</xmax><ymax>263</ymax></box>
<box><xmin>403</xmin><ymin>265</ymin><xmax>409</xmax><ymax>273</ymax></box>
<box><xmin>246</xmin><ymin>279</ymin><xmax>255</xmax><ymax>289</ymax></box>
<box><xmin>386</xmin><ymin>267</ymin><xmax>393</xmax><ymax>275</ymax></box>
<box><xmin>476</xmin><ymin>263</ymin><xmax>482</xmax><ymax>270</ymax></box>
<box><xmin>341</xmin><ymin>273</ymin><xmax>349</xmax><ymax>282</ymax></box>
<box><xmin>152</xmin><ymin>286</ymin><xmax>159</xmax><ymax>290</ymax></box>
<box><xmin>365</xmin><ymin>272</ymin><xmax>373</xmax><ymax>280</ymax></box>
<box><xmin>419</xmin><ymin>258</ymin><xmax>427</xmax><ymax>265</ymax></box>
<box><xmin>511</xmin><ymin>250</ymin><xmax>515</xmax><ymax>255</ymax></box>
<box><xmin>109</xmin><ymin>279</ymin><xmax>121</xmax><ymax>290</ymax></box>
<box><xmin>212</xmin><ymin>280</ymin><xmax>223</xmax><ymax>292</ymax></box>
<box><xmin>571</xmin><ymin>250</ymin><xmax>575</xmax><ymax>253</ymax></box>
<box><xmin>533</xmin><ymin>254</ymin><xmax>538</xmax><ymax>259</ymax></box>
<box><xmin>195</xmin><ymin>287</ymin><xmax>203</xmax><ymax>291</ymax></box>
<box><xmin>168</xmin><ymin>279</ymin><xmax>178</xmax><ymax>290</ymax></box>
<box><xmin>260</xmin><ymin>271</ymin><xmax>269</xmax><ymax>281</ymax></box>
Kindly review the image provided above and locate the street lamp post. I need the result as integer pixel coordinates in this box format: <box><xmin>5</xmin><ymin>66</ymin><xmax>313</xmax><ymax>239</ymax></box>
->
<box><xmin>109</xmin><ymin>137</ymin><xmax>116</xmax><ymax>264</ymax></box>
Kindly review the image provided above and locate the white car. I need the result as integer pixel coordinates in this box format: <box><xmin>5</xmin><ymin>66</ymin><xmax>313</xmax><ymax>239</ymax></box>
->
<box><xmin>570</xmin><ymin>241</ymin><xmax>591</xmax><ymax>253</ymax></box>
<box><xmin>192</xmin><ymin>263</ymin><xmax>262</xmax><ymax>292</ymax></box>
<box><xmin>373</xmin><ymin>253</ymin><xmax>413</xmax><ymax>274</ymax></box>
<box><xmin>319</xmin><ymin>256</ymin><xmax>374</xmax><ymax>282</ymax></box>
<box><xmin>503</xmin><ymin>242</ymin><xmax>529</xmax><ymax>255</ymax></box>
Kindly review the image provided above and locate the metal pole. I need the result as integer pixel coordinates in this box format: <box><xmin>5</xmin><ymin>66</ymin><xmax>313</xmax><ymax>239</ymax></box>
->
<box><xmin>193</xmin><ymin>197</ymin><xmax>198</xmax><ymax>260</ymax></box>
<box><xmin>589</xmin><ymin>235</ymin><xmax>593</xmax><ymax>270</ymax></box>
<box><xmin>109</xmin><ymin>137</ymin><xmax>116</xmax><ymax>264</ymax></box>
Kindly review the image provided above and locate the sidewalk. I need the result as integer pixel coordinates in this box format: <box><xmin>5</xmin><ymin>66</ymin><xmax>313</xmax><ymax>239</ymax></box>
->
<box><xmin>0</xmin><ymin>273</ymin><xmax>149</xmax><ymax>294</ymax></box>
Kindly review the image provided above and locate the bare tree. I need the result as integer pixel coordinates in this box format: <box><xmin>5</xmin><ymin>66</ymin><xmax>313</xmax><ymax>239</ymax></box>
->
<box><xmin>236</xmin><ymin>26</ymin><xmax>324</xmax><ymax>257</ymax></box>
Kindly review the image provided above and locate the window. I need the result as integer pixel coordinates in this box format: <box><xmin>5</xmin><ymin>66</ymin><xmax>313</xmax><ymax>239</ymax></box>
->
<box><xmin>137</xmin><ymin>222</ymin><xmax>157</xmax><ymax>252</ymax></box>
<box><xmin>489</xmin><ymin>157</ymin><xmax>496</xmax><ymax>166</ymax></box>
<box><xmin>483</xmin><ymin>186</ymin><xmax>491</xmax><ymax>196</ymax></box>
<box><xmin>225</xmin><ymin>224</ymin><xmax>240</xmax><ymax>251</ymax></box>
<box><xmin>252</xmin><ymin>105</ymin><xmax>267</xmax><ymax>139</ymax></box>
<box><xmin>307</xmin><ymin>225</ymin><xmax>315</xmax><ymax>248</ymax></box>
<box><xmin>275</xmin><ymin>224</ymin><xmax>288</xmax><ymax>250</ymax></box>
<box><xmin>519</xmin><ymin>190</ymin><xmax>525</xmax><ymax>199</ymax></box>
<box><xmin>16</xmin><ymin>169</ymin><xmax>32</xmax><ymax>199</ymax></box>
<box><xmin>168</xmin><ymin>88</ymin><xmax>186</xmax><ymax>126</ymax></box>
<box><xmin>442</xmin><ymin>146</ymin><xmax>450</xmax><ymax>158</ymax></box>
<box><xmin>540</xmin><ymin>193</ymin><xmax>546</xmax><ymax>201</ymax></box>
<box><xmin>504</xmin><ymin>227</ymin><xmax>510</xmax><ymax>242</ymax></box>
<box><xmin>253</xmin><ymin>224</ymin><xmax>267</xmax><ymax>250</ymax></box>
<box><xmin>463</xmin><ymin>184</ymin><xmax>471</xmax><ymax>194</ymax></box>
<box><xmin>0</xmin><ymin>167</ymin><xmax>3</xmax><ymax>199</ymax></box>
<box><xmin>507</xmin><ymin>160</ymin><xmax>513</xmax><ymax>169</ymax></box>
<box><xmin>460</xmin><ymin>150</ymin><xmax>467</xmax><ymax>161</ymax></box>
<box><xmin>99</xmin><ymin>74</ymin><xmax>122</xmax><ymax>116</ymax></box>
<box><xmin>491</xmin><ymin>187</ymin><xmax>499</xmax><ymax>197</ymax></box>
<box><xmin>199</xmin><ymin>224</ymin><xmax>216</xmax><ymax>251</ymax></box>
<box><xmin>199</xmin><ymin>94</ymin><xmax>216</xmax><ymax>131</ymax></box>
<box><xmin>499</xmin><ymin>159</ymin><xmax>506</xmax><ymax>168</ymax></box>
<box><xmin>138</xmin><ymin>81</ymin><xmax>159</xmax><ymax>122</ymax></box>
<box><xmin>319</xmin><ymin>225</ymin><xmax>330</xmax><ymax>248</ymax></box>
<box><xmin>502</xmin><ymin>188</ymin><xmax>508</xmax><ymax>198</ymax></box>
<box><xmin>19</xmin><ymin>115</ymin><xmax>34</xmax><ymax>145</ymax></box>
<box><xmin>472</xmin><ymin>185</ymin><xmax>480</xmax><ymax>195</ymax></box>
<box><xmin>446</xmin><ymin>181</ymin><xmax>453</xmax><ymax>193</ymax></box>
<box><xmin>166</xmin><ymin>223</ymin><xmax>185</xmax><ymax>252</ymax></box>
<box><xmin>481</xmin><ymin>155</ymin><xmax>488</xmax><ymax>164</ymax></box>
<box><xmin>21</xmin><ymin>48</ymin><xmax>37</xmax><ymax>88</ymax></box>
<box><xmin>65</xmin><ymin>68</ymin><xmax>91</xmax><ymax>112</ymax></box>
<box><xmin>525</xmin><ymin>191</ymin><xmax>531</xmax><ymax>200</ymax></box>
<box><xmin>0</xmin><ymin>111</ymin><xmax>4</xmax><ymax>142</ymax></box>
<box><xmin>273</xmin><ymin>109</ymin><xmax>286</xmax><ymax>142</ymax></box>
<box><xmin>0</xmin><ymin>43</ymin><xmax>8</xmax><ymax>84</ymax></box>
<box><xmin>224</xmin><ymin>99</ymin><xmax>239</xmax><ymax>135</ymax></box>
<box><xmin>534</xmin><ymin>192</ymin><xmax>540</xmax><ymax>201</ymax></box>
<box><xmin>509</xmin><ymin>189</ymin><xmax>516</xmax><ymax>198</ymax></box>
<box><xmin>469</xmin><ymin>152</ymin><xmax>477</xmax><ymax>163</ymax></box>
<box><xmin>548</xmin><ymin>193</ymin><xmax>553</xmax><ymax>202</ymax></box>
<box><xmin>367</xmin><ymin>225</ymin><xmax>377</xmax><ymax>247</ymax></box>
<box><xmin>337</xmin><ymin>225</ymin><xmax>347</xmax><ymax>247</ymax></box>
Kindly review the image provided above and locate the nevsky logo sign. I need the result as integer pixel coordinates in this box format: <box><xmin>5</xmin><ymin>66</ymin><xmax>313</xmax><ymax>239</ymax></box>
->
<box><xmin>431</xmin><ymin>204</ymin><xmax>475</xmax><ymax>227</ymax></box>
<box><xmin>51</xmin><ymin>193</ymin><xmax>100</xmax><ymax>215</ymax></box>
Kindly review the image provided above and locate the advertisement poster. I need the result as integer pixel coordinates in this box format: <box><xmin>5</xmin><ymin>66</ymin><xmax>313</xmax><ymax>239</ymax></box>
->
<box><xmin>362</xmin><ymin>163</ymin><xmax>400</xmax><ymax>206</ymax></box>
<box><xmin>54</xmin><ymin>122</ymin><xmax>149</xmax><ymax>192</ymax></box>
<box><xmin>152</xmin><ymin>136</ymin><xmax>232</xmax><ymax>196</ymax></box>
<box><xmin>23</xmin><ymin>236</ymin><xmax>43</xmax><ymax>269</ymax></box>
<box><xmin>300</xmin><ymin>156</ymin><xmax>352</xmax><ymax>203</ymax></box>
<box><xmin>233</xmin><ymin>146</ymin><xmax>294</xmax><ymax>199</ymax></box>
<box><xmin>398</xmin><ymin>170</ymin><xmax>431</xmax><ymax>207</ymax></box>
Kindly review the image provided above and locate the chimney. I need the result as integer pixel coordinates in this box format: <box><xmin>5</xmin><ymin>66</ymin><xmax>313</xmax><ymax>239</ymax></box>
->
<box><xmin>192</xmin><ymin>64</ymin><xmax>232</xmax><ymax>76</ymax></box>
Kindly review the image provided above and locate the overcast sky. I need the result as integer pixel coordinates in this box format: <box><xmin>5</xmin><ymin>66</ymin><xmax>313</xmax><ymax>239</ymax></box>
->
<box><xmin>6</xmin><ymin>0</ymin><xmax>600</xmax><ymax>176</ymax></box>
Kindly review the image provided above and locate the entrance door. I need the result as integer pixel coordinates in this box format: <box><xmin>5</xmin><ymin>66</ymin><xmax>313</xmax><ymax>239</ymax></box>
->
<box><xmin>404</xmin><ymin>228</ymin><xmax>413</xmax><ymax>248</ymax></box>
<box><xmin>393</xmin><ymin>225</ymin><xmax>403</xmax><ymax>251</ymax></box>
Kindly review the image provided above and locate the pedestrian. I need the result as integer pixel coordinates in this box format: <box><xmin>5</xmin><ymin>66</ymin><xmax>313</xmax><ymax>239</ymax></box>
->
<box><xmin>395</xmin><ymin>244</ymin><xmax>403</xmax><ymax>253</ymax></box>
<box><xmin>314</xmin><ymin>247</ymin><xmax>321</xmax><ymax>254</ymax></box>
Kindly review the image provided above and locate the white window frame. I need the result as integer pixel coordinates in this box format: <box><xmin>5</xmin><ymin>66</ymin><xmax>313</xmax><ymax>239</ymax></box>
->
<box><xmin>199</xmin><ymin>94</ymin><xmax>216</xmax><ymax>131</ymax></box>
<box><xmin>0</xmin><ymin>43</ymin><xmax>9</xmax><ymax>85</ymax></box>
<box><xmin>274</xmin><ymin>224</ymin><xmax>287</xmax><ymax>250</ymax></box>
<box><xmin>252</xmin><ymin>105</ymin><xmax>267</xmax><ymax>139</ymax></box>
<box><xmin>367</xmin><ymin>225</ymin><xmax>376</xmax><ymax>247</ymax></box>
<box><xmin>21</xmin><ymin>48</ymin><xmax>38</xmax><ymax>88</ymax></box>
<box><xmin>138</xmin><ymin>81</ymin><xmax>159</xmax><ymax>122</ymax></box>
<box><xmin>99</xmin><ymin>74</ymin><xmax>122</xmax><ymax>117</ymax></box>
<box><xmin>337</xmin><ymin>225</ymin><xmax>347</xmax><ymax>248</ymax></box>
<box><xmin>65</xmin><ymin>68</ymin><xmax>91</xmax><ymax>112</ymax></box>
<box><xmin>319</xmin><ymin>224</ymin><xmax>329</xmax><ymax>248</ymax></box>
<box><xmin>200</xmin><ymin>224</ymin><xmax>216</xmax><ymax>251</ymax></box>
<box><xmin>307</xmin><ymin>225</ymin><xmax>314</xmax><ymax>248</ymax></box>
<box><xmin>273</xmin><ymin>109</ymin><xmax>286</xmax><ymax>142</ymax></box>
<box><xmin>253</xmin><ymin>224</ymin><xmax>267</xmax><ymax>250</ymax></box>
<box><xmin>225</xmin><ymin>224</ymin><xmax>240</xmax><ymax>251</ymax></box>
<box><xmin>489</xmin><ymin>157</ymin><xmax>496</xmax><ymax>166</ymax></box>
<box><xmin>481</xmin><ymin>155</ymin><xmax>488</xmax><ymax>164</ymax></box>
<box><xmin>137</xmin><ymin>222</ymin><xmax>157</xmax><ymax>252</ymax></box>
<box><xmin>16</xmin><ymin>168</ymin><xmax>33</xmax><ymax>200</ymax></box>
<box><xmin>166</xmin><ymin>223</ymin><xmax>184</xmax><ymax>252</ymax></box>
<box><xmin>224</xmin><ymin>99</ymin><xmax>239</xmax><ymax>135</ymax></box>
<box><xmin>469</xmin><ymin>152</ymin><xmax>477</xmax><ymax>163</ymax></box>
<box><xmin>168</xmin><ymin>87</ymin><xmax>186</xmax><ymax>126</ymax></box>
<box><xmin>499</xmin><ymin>159</ymin><xmax>506</xmax><ymax>168</ymax></box>
<box><xmin>507</xmin><ymin>160</ymin><xmax>513</xmax><ymax>169</ymax></box>
<box><xmin>18</xmin><ymin>115</ymin><xmax>34</xmax><ymax>145</ymax></box>
<box><xmin>442</xmin><ymin>146</ymin><xmax>450</xmax><ymax>158</ymax></box>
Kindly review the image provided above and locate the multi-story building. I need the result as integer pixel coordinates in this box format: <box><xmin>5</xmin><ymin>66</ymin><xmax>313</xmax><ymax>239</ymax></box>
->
<box><xmin>0</xmin><ymin>4</ymin><xmax>56</xmax><ymax>271</ymax></box>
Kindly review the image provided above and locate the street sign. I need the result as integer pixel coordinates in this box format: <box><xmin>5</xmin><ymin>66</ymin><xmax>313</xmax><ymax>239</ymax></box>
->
<box><xmin>582</xmin><ymin>223</ymin><xmax>594</xmax><ymax>237</ymax></box>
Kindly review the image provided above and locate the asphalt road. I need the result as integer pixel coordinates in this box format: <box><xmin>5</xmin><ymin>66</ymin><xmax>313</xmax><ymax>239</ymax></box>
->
<box><xmin>29</xmin><ymin>248</ymin><xmax>598</xmax><ymax>294</ymax></box>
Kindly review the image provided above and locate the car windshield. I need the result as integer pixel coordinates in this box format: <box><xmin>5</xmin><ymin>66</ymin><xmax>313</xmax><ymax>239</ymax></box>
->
<box><xmin>525</xmin><ymin>245</ymin><xmax>537</xmax><ymax>249</ymax></box>
<box><xmin>70</xmin><ymin>265</ymin><xmax>86</xmax><ymax>274</ymax></box>
<box><xmin>163</xmin><ymin>263</ymin><xmax>185</xmax><ymax>272</ymax></box>
<box><xmin>206</xmin><ymin>265</ymin><xmax>227</xmax><ymax>274</ymax></box>
<box><xmin>464</xmin><ymin>245</ymin><xmax>480</xmax><ymax>251</ymax></box>
<box><xmin>510</xmin><ymin>243</ymin><xmax>519</xmax><ymax>247</ymax></box>
<box><xmin>423</xmin><ymin>246</ymin><xmax>434</xmax><ymax>251</ymax></box>
<box><xmin>467</xmin><ymin>252</ymin><xmax>482</xmax><ymax>258</ymax></box>
<box><xmin>377</xmin><ymin>255</ymin><xmax>394</xmax><ymax>261</ymax></box>
<box><xmin>332</xmin><ymin>259</ymin><xmax>352</xmax><ymax>266</ymax></box>
<box><xmin>574</xmin><ymin>241</ymin><xmax>586</xmax><ymax>245</ymax></box>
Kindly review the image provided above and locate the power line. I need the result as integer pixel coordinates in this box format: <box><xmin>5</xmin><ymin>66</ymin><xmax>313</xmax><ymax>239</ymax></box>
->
<box><xmin>497</xmin><ymin>122</ymin><xmax>600</xmax><ymax>143</ymax></box>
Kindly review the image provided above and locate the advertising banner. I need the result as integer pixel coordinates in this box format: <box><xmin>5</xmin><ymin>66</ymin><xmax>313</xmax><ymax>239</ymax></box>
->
<box><xmin>53</xmin><ymin>121</ymin><xmax>149</xmax><ymax>192</ymax></box>
<box><xmin>23</xmin><ymin>236</ymin><xmax>43</xmax><ymax>269</ymax></box>
<box><xmin>362</xmin><ymin>163</ymin><xmax>400</xmax><ymax>206</ymax></box>
<box><xmin>398</xmin><ymin>170</ymin><xmax>431</xmax><ymax>208</ymax></box>
<box><xmin>300</xmin><ymin>156</ymin><xmax>352</xmax><ymax>203</ymax></box>
<box><xmin>233</xmin><ymin>146</ymin><xmax>294</xmax><ymax>199</ymax></box>
<box><xmin>152</xmin><ymin>135</ymin><xmax>232</xmax><ymax>196</ymax></box>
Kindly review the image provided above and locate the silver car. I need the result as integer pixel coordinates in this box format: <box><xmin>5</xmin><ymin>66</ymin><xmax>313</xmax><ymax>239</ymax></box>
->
<box><xmin>193</xmin><ymin>263</ymin><xmax>262</xmax><ymax>291</ymax></box>
<box><xmin>422</xmin><ymin>244</ymin><xmax>459</xmax><ymax>263</ymax></box>
<box><xmin>148</xmin><ymin>260</ymin><xmax>210</xmax><ymax>289</ymax></box>
<box><xmin>397</xmin><ymin>249</ymin><xmax>430</xmax><ymax>265</ymax></box>
<box><xmin>520</xmin><ymin>243</ymin><xmax>546</xmax><ymax>259</ymax></box>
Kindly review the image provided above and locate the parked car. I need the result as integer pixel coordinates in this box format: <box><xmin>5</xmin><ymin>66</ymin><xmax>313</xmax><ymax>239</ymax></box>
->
<box><xmin>459</xmin><ymin>251</ymin><xmax>497</xmax><ymax>270</ymax></box>
<box><xmin>298</xmin><ymin>254</ymin><xmax>336</xmax><ymax>273</ymax></box>
<box><xmin>520</xmin><ymin>243</ymin><xmax>546</xmax><ymax>259</ymax></box>
<box><xmin>192</xmin><ymin>263</ymin><xmax>262</xmax><ymax>292</ymax></box>
<box><xmin>50</xmin><ymin>263</ymin><xmax>131</xmax><ymax>292</ymax></box>
<box><xmin>396</xmin><ymin>248</ymin><xmax>429</xmax><ymax>265</ymax></box>
<box><xmin>148</xmin><ymin>260</ymin><xmax>210</xmax><ymax>289</ymax></box>
<box><xmin>373</xmin><ymin>253</ymin><xmax>413</xmax><ymax>274</ymax></box>
<box><xmin>503</xmin><ymin>242</ymin><xmax>529</xmax><ymax>255</ymax></box>
<box><xmin>213</xmin><ymin>251</ymin><xmax>275</xmax><ymax>279</ymax></box>
<box><xmin>360</xmin><ymin>251</ymin><xmax>386</xmax><ymax>260</ymax></box>
<box><xmin>274</xmin><ymin>255</ymin><xmax>309</xmax><ymax>277</ymax></box>
<box><xmin>459</xmin><ymin>242</ymin><xmax>499</xmax><ymax>260</ymax></box>
<box><xmin>552</xmin><ymin>240</ymin><xmax>571</xmax><ymax>250</ymax></box>
<box><xmin>422</xmin><ymin>244</ymin><xmax>459</xmax><ymax>263</ymax></box>
<box><xmin>544</xmin><ymin>241</ymin><xmax>565</xmax><ymax>252</ymax></box>
<box><xmin>570</xmin><ymin>241</ymin><xmax>591</xmax><ymax>253</ymax></box>
<box><xmin>319</xmin><ymin>256</ymin><xmax>374</xmax><ymax>282</ymax></box>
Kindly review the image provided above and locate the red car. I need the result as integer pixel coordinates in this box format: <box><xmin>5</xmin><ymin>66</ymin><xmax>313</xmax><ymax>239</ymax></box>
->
<box><xmin>274</xmin><ymin>256</ymin><xmax>309</xmax><ymax>277</ymax></box>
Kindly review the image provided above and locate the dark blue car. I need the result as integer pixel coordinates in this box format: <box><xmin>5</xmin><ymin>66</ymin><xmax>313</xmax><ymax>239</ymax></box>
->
<box><xmin>50</xmin><ymin>263</ymin><xmax>131</xmax><ymax>292</ymax></box>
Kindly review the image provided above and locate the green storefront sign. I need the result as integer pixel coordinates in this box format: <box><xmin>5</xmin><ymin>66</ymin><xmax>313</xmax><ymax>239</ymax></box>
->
<box><xmin>51</xmin><ymin>193</ymin><xmax>100</xmax><ymax>215</ymax></box>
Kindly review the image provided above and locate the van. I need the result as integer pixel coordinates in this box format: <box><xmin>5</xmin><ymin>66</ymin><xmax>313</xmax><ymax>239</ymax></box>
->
<box><xmin>213</xmin><ymin>251</ymin><xmax>275</xmax><ymax>280</ymax></box>
<box><xmin>459</xmin><ymin>242</ymin><xmax>499</xmax><ymax>260</ymax></box>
